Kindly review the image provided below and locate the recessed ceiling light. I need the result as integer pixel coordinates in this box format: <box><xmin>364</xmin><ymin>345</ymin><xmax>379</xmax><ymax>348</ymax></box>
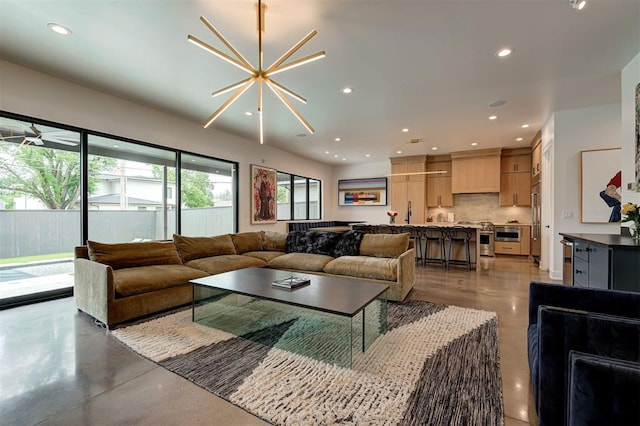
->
<box><xmin>516</xmin><ymin>137</ymin><xmax>524</xmax><ymax>141</ymax></box>
<box><xmin>334</xmin><ymin>154</ymin><xmax>339</xmax><ymax>158</ymax></box>
<box><xmin>244</xmin><ymin>111</ymin><xmax>253</xmax><ymax>116</ymax></box>
<box><xmin>489</xmin><ymin>115</ymin><xmax>497</xmax><ymax>120</ymax></box>
<box><xmin>342</xmin><ymin>158</ymin><xmax>346</xmax><ymax>161</ymax></box>
<box><xmin>48</xmin><ymin>23</ymin><xmax>72</xmax><ymax>35</ymax></box>
<box><xmin>571</xmin><ymin>0</ymin><xmax>586</xmax><ymax>10</ymax></box>
<box><xmin>402</xmin><ymin>128</ymin><xmax>409</xmax><ymax>133</ymax></box>
<box><xmin>471</xmin><ymin>142</ymin><xmax>478</xmax><ymax>146</ymax></box>
<box><xmin>521</xmin><ymin>124</ymin><xmax>530</xmax><ymax>128</ymax></box>
<box><xmin>334</xmin><ymin>137</ymin><xmax>341</xmax><ymax>142</ymax></box>
<box><xmin>113</xmin><ymin>145</ymin><xmax>119</xmax><ymax>148</ymax></box>
<box><xmin>495</xmin><ymin>48</ymin><xmax>513</xmax><ymax>57</ymax></box>
<box><xmin>341</xmin><ymin>87</ymin><xmax>354</xmax><ymax>94</ymax></box>
<box><xmin>365</xmin><ymin>154</ymin><xmax>371</xmax><ymax>157</ymax></box>
<box><xmin>488</xmin><ymin>100</ymin><xmax>507</xmax><ymax>107</ymax></box>
<box><xmin>396</xmin><ymin>150</ymin><xmax>402</xmax><ymax>154</ymax></box>
<box><xmin>325</xmin><ymin>151</ymin><xmax>330</xmax><ymax>154</ymax></box>
<box><xmin>431</xmin><ymin>147</ymin><xmax>438</xmax><ymax>151</ymax></box>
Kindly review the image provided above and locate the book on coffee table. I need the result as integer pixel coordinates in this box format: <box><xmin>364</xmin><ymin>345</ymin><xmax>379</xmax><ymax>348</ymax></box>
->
<box><xmin>272</xmin><ymin>275</ymin><xmax>310</xmax><ymax>289</ymax></box>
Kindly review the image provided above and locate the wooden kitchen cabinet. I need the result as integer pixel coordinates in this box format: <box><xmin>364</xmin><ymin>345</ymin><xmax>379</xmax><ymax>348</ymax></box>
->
<box><xmin>500</xmin><ymin>153</ymin><xmax>531</xmax><ymax>174</ymax></box>
<box><xmin>427</xmin><ymin>176</ymin><xmax>453</xmax><ymax>207</ymax></box>
<box><xmin>426</xmin><ymin>156</ymin><xmax>453</xmax><ymax>207</ymax></box>
<box><xmin>499</xmin><ymin>173</ymin><xmax>531</xmax><ymax>206</ymax></box>
<box><xmin>451</xmin><ymin>148</ymin><xmax>501</xmax><ymax>193</ymax></box>
<box><xmin>531</xmin><ymin>131</ymin><xmax>542</xmax><ymax>178</ymax></box>
<box><xmin>500</xmin><ymin>148</ymin><xmax>531</xmax><ymax>206</ymax></box>
<box><xmin>390</xmin><ymin>156</ymin><xmax>426</xmax><ymax>223</ymax></box>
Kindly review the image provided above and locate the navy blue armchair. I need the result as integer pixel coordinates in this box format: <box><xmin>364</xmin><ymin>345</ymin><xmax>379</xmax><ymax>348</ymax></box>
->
<box><xmin>528</xmin><ymin>282</ymin><xmax>640</xmax><ymax>425</ymax></box>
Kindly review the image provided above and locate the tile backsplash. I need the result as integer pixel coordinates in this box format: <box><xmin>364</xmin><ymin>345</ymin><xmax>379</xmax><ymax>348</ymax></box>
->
<box><xmin>426</xmin><ymin>193</ymin><xmax>532</xmax><ymax>224</ymax></box>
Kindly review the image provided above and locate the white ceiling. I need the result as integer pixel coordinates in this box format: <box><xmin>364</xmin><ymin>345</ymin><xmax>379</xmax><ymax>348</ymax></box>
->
<box><xmin>1</xmin><ymin>0</ymin><xmax>638</xmax><ymax>165</ymax></box>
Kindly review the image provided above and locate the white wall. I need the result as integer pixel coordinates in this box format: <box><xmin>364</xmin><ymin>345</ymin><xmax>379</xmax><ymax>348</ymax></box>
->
<box><xmin>331</xmin><ymin>161</ymin><xmax>391</xmax><ymax>223</ymax></box>
<box><xmin>547</xmin><ymin>103</ymin><xmax>622</xmax><ymax>279</ymax></box>
<box><xmin>0</xmin><ymin>60</ymin><xmax>335</xmax><ymax>233</ymax></box>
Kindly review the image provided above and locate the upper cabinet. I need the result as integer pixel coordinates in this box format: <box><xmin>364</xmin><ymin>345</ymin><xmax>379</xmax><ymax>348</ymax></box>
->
<box><xmin>390</xmin><ymin>155</ymin><xmax>426</xmax><ymax>223</ymax></box>
<box><xmin>451</xmin><ymin>148</ymin><xmax>502</xmax><ymax>193</ymax></box>
<box><xmin>499</xmin><ymin>147</ymin><xmax>531</xmax><ymax>206</ymax></box>
<box><xmin>426</xmin><ymin>155</ymin><xmax>453</xmax><ymax>207</ymax></box>
<box><xmin>531</xmin><ymin>131</ymin><xmax>542</xmax><ymax>180</ymax></box>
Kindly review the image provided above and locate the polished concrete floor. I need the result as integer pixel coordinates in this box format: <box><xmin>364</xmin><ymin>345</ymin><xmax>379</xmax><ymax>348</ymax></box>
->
<box><xmin>0</xmin><ymin>255</ymin><xmax>558</xmax><ymax>425</ymax></box>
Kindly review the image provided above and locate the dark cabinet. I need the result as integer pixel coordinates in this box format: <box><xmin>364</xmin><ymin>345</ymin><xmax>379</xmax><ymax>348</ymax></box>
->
<box><xmin>563</xmin><ymin>233</ymin><xmax>640</xmax><ymax>293</ymax></box>
<box><xmin>573</xmin><ymin>241</ymin><xmax>609</xmax><ymax>289</ymax></box>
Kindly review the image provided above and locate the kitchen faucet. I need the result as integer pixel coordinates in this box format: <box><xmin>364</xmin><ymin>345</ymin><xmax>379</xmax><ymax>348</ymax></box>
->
<box><xmin>405</xmin><ymin>200</ymin><xmax>412</xmax><ymax>224</ymax></box>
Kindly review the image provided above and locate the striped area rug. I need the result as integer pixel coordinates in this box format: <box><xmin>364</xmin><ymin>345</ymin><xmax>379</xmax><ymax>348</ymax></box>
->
<box><xmin>111</xmin><ymin>300</ymin><xmax>503</xmax><ymax>425</ymax></box>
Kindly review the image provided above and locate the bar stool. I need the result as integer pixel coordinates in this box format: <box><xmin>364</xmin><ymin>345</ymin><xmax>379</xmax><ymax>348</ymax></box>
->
<box><xmin>447</xmin><ymin>226</ymin><xmax>473</xmax><ymax>271</ymax></box>
<box><xmin>423</xmin><ymin>226</ymin><xmax>447</xmax><ymax>269</ymax></box>
<box><xmin>402</xmin><ymin>225</ymin><xmax>424</xmax><ymax>265</ymax></box>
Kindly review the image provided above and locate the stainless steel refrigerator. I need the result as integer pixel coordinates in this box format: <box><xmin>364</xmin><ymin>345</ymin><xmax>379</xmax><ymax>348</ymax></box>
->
<box><xmin>531</xmin><ymin>181</ymin><xmax>541</xmax><ymax>260</ymax></box>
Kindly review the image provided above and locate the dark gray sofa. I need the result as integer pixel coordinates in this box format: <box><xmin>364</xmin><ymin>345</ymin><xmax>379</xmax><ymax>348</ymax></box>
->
<box><xmin>528</xmin><ymin>282</ymin><xmax>640</xmax><ymax>425</ymax></box>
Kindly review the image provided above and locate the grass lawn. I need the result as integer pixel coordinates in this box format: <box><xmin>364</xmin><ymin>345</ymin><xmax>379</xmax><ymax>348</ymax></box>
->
<box><xmin>0</xmin><ymin>252</ymin><xmax>73</xmax><ymax>265</ymax></box>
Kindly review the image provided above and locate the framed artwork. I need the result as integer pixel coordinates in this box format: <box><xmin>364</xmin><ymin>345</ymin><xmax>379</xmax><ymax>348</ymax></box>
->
<box><xmin>338</xmin><ymin>177</ymin><xmax>387</xmax><ymax>206</ymax></box>
<box><xmin>580</xmin><ymin>148</ymin><xmax>621</xmax><ymax>223</ymax></box>
<box><xmin>251</xmin><ymin>164</ymin><xmax>277</xmax><ymax>224</ymax></box>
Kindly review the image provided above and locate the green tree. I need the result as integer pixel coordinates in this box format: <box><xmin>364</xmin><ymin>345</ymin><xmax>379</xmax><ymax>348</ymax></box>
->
<box><xmin>0</xmin><ymin>144</ymin><xmax>116</xmax><ymax>209</ymax></box>
<box><xmin>152</xmin><ymin>166</ymin><xmax>215</xmax><ymax>208</ymax></box>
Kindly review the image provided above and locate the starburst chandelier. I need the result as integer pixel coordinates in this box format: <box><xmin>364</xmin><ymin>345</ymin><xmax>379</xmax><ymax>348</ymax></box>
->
<box><xmin>188</xmin><ymin>0</ymin><xmax>325</xmax><ymax>144</ymax></box>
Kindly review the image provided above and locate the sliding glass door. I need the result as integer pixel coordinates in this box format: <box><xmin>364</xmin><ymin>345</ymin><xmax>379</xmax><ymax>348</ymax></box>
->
<box><xmin>0</xmin><ymin>116</ymin><xmax>80</xmax><ymax>307</ymax></box>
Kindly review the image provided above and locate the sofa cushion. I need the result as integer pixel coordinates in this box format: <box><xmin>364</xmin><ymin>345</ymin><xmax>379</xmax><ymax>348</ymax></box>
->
<box><xmin>332</xmin><ymin>230</ymin><xmax>364</xmax><ymax>257</ymax></box>
<box><xmin>173</xmin><ymin>234</ymin><xmax>236</xmax><ymax>262</ymax></box>
<box><xmin>87</xmin><ymin>240</ymin><xmax>182</xmax><ymax>270</ymax></box>
<box><xmin>231</xmin><ymin>232</ymin><xmax>264</xmax><ymax>254</ymax></box>
<box><xmin>527</xmin><ymin>324</ymin><xmax>539</xmax><ymax>405</ymax></box>
<box><xmin>360</xmin><ymin>233</ymin><xmax>409</xmax><ymax>258</ymax></box>
<box><xmin>324</xmin><ymin>255</ymin><xmax>398</xmax><ymax>282</ymax></box>
<box><xmin>262</xmin><ymin>231</ymin><xmax>287</xmax><ymax>252</ymax></box>
<box><xmin>185</xmin><ymin>254</ymin><xmax>265</xmax><ymax>275</ymax></box>
<box><xmin>267</xmin><ymin>252</ymin><xmax>334</xmax><ymax>272</ymax></box>
<box><xmin>243</xmin><ymin>251</ymin><xmax>285</xmax><ymax>263</ymax></box>
<box><xmin>113</xmin><ymin>264</ymin><xmax>208</xmax><ymax>297</ymax></box>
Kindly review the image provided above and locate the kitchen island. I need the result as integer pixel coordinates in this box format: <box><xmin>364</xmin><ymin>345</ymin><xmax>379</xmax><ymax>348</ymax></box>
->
<box><xmin>354</xmin><ymin>223</ymin><xmax>482</xmax><ymax>269</ymax></box>
<box><xmin>560</xmin><ymin>233</ymin><xmax>640</xmax><ymax>292</ymax></box>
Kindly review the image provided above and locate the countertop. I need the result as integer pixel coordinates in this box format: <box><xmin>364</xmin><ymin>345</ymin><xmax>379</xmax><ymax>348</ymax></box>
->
<box><xmin>369</xmin><ymin>222</ymin><xmax>483</xmax><ymax>228</ymax></box>
<box><xmin>560</xmin><ymin>233</ymin><xmax>640</xmax><ymax>248</ymax></box>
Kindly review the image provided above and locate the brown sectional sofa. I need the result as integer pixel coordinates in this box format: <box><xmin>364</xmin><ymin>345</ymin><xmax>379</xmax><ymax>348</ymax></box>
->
<box><xmin>74</xmin><ymin>230</ymin><xmax>415</xmax><ymax>328</ymax></box>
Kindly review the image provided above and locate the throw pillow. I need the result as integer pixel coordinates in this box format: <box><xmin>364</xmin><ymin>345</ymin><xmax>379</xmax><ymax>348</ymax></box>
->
<box><xmin>172</xmin><ymin>234</ymin><xmax>236</xmax><ymax>262</ymax></box>
<box><xmin>332</xmin><ymin>230</ymin><xmax>364</xmax><ymax>257</ymax></box>
<box><xmin>359</xmin><ymin>233</ymin><xmax>409</xmax><ymax>258</ymax></box>
<box><xmin>87</xmin><ymin>240</ymin><xmax>182</xmax><ymax>270</ymax></box>
<box><xmin>285</xmin><ymin>231</ymin><xmax>311</xmax><ymax>253</ymax></box>
<box><xmin>230</xmin><ymin>232</ymin><xmax>264</xmax><ymax>254</ymax></box>
<box><xmin>308</xmin><ymin>231</ymin><xmax>341</xmax><ymax>256</ymax></box>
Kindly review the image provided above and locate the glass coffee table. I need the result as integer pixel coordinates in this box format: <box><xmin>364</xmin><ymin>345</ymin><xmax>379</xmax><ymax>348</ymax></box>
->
<box><xmin>191</xmin><ymin>267</ymin><xmax>388</xmax><ymax>367</ymax></box>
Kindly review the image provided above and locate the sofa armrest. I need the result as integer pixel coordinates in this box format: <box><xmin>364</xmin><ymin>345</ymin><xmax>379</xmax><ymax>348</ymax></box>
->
<box><xmin>396</xmin><ymin>247</ymin><xmax>415</xmax><ymax>301</ymax></box>
<box><xmin>536</xmin><ymin>306</ymin><xmax>640</xmax><ymax>426</ymax></box>
<box><xmin>528</xmin><ymin>281</ymin><xmax>640</xmax><ymax>326</ymax></box>
<box><xmin>74</xmin><ymin>257</ymin><xmax>115</xmax><ymax>325</ymax></box>
<box><xmin>567</xmin><ymin>351</ymin><xmax>640</xmax><ymax>426</ymax></box>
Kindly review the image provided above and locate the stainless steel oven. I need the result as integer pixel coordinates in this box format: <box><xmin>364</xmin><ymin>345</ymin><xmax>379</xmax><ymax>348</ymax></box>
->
<box><xmin>459</xmin><ymin>221</ymin><xmax>495</xmax><ymax>256</ymax></box>
<box><xmin>495</xmin><ymin>226</ymin><xmax>521</xmax><ymax>242</ymax></box>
